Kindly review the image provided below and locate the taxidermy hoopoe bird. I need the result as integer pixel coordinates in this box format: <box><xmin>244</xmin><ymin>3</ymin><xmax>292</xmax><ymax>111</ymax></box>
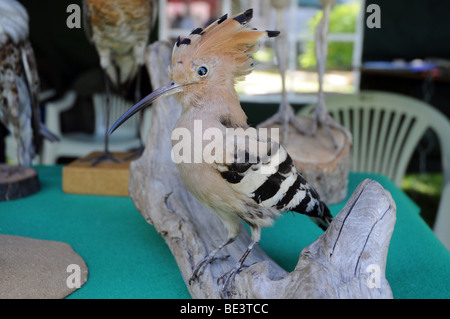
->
<box><xmin>0</xmin><ymin>0</ymin><xmax>58</xmax><ymax>167</ymax></box>
<box><xmin>82</xmin><ymin>0</ymin><xmax>157</xmax><ymax>165</ymax></box>
<box><xmin>108</xmin><ymin>9</ymin><xmax>332</xmax><ymax>297</ymax></box>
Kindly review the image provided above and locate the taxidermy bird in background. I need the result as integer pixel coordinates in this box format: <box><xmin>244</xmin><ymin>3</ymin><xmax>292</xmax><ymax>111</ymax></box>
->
<box><xmin>258</xmin><ymin>0</ymin><xmax>309</xmax><ymax>145</ymax></box>
<box><xmin>108</xmin><ymin>9</ymin><xmax>333</xmax><ymax>298</ymax></box>
<box><xmin>82</xmin><ymin>0</ymin><xmax>157</xmax><ymax>165</ymax></box>
<box><xmin>311</xmin><ymin>0</ymin><xmax>348</xmax><ymax>147</ymax></box>
<box><xmin>0</xmin><ymin>0</ymin><xmax>58</xmax><ymax>167</ymax></box>
<box><xmin>259</xmin><ymin>0</ymin><xmax>346</xmax><ymax>148</ymax></box>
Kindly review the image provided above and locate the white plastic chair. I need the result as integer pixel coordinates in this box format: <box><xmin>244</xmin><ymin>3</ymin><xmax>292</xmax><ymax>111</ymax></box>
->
<box><xmin>41</xmin><ymin>91</ymin><xmax>151</xmax><ymax>164</ymax></box>
<box><xmin>299</xmin><ymin>90</ymin><xmax>450</xmax><ymax>250</ymax></box>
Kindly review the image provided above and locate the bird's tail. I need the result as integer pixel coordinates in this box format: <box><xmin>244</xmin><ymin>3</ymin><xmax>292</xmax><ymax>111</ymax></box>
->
<box><xmin>309</xmin><ymin>201</ymin><xmax>333</xmax><ymax>231</ymax></box>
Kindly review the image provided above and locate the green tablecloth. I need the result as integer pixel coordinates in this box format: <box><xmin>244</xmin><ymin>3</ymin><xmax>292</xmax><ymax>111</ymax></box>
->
<box><xmin>1</xmin><ymin>166</ymin><xmax>449</xmax><ymax>299</ymax></box>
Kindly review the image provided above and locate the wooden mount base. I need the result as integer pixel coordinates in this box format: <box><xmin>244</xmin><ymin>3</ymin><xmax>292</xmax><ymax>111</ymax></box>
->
<box><xmin>62</xmin><ymin>151</ymin><xmax>137</xmax><ymax>196</ymax></box>
<box><xmin>0</xmin><ymin>164</ymin><xmax>40</xmax><ymax>201</ymax></box>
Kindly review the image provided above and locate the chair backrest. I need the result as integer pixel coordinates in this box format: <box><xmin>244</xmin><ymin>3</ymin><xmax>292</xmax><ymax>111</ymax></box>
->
<box><xmin>93</xmin><ymin>93</ymin><xmax>137</xmax><ymax>140</ymax></box>
<box><xmin>300</xmin><ymin>91</ymin><xmax>450</xmax><ymax>187</ymax></box>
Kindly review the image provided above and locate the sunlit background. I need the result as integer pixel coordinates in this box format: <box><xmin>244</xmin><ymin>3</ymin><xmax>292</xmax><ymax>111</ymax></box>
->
<box><xmin>2</xmin><ymin>0</ymin><xmax>449</xmax><ymax>231</ymax></box>
<box><xmin>159</xmin><ymin>0</ymin><xmax>362</xmax><ymax>103</ymax></box>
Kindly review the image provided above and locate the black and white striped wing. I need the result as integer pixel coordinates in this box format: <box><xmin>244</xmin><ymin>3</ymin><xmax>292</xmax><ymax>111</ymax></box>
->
<box><xmin>215</xmin><ymin>132</ymin><xmax>327</xmax><ymax>219</ymax></box>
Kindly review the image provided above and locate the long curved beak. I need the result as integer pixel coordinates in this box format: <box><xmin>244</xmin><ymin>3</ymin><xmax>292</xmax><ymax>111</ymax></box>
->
<box><xmin>107</xmin><ymin>80</ymin><xmax>183</xmax><ymax>135</ymax></box>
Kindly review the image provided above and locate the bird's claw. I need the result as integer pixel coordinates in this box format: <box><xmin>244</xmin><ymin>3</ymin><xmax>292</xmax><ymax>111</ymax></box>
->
<box><xmin>312</xmin><ymin>99</ymin><xmax>346</xmax><ymax>149</ymax></box>
<box><xmin>217</xmin><ymin>264</ymin><xmax>248</xmax><ymax>299</ymax></box>
<box><xmin>312</xmin><ymin>110</ymin><xmax>351</xmax><ymax>150</ymax></box>
<box><xmin>188</xmin><ymin>258</ymin><xmax>210</xmax><ymax>285</ymax></box>
<box><xmin>313</xmin><ymin>118</ymin><xmax>337</xmax><ymax>149</ymax></box>
<box><xmin>123</xmin><ymin>146</ymin><xmax>145</xmax><ymax>161</ymax></box>
<box><xmin>79</xmin><ymin>151</ymin><xmax>122</xmax><ymax>167</ymax></box>
<box><xmin>258</xmin><ymin>103</ymin><xmax>309</xmax><ymax>144</ymax></box>
<box><xmin>217</xmin><ymin>267</ymin><xmax>239</xmax><ymax>299</ymax></box>
<box><xmin>0</xmin><ymin>165</ymin><xmax>26</xmax><ymax>178</ymax></box>
<box><xmin>188</xmin><ymin>254</ymin><xmax>230</xmax><ymax>285</ymax></box>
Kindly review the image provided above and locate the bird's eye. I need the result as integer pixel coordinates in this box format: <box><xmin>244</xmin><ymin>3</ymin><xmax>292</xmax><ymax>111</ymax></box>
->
<box><xmin>197</xmin><ymin>66</ymin><xmax>208</xmax><ymax>77</ymax></box>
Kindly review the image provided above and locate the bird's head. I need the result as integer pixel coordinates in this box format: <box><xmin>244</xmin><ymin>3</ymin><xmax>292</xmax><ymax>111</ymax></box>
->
<box><xmin>107</xmin><ymin>8</ymin><xmax>279</xmax><ymax>135</ymax></box>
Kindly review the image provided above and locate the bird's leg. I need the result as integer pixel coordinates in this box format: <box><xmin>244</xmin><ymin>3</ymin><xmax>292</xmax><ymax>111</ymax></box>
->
<box><xmin>135</xmin><ymin>66</ymin><xmax>144</xmax><ymax>151</ymax></box>
<box><xmin>258</xmin><ymin>77</ymin><xmax>310</xmax><ymax>145</ymax></box>
<box><xmin>1</xmin><ymin>132</ymin><xmax>25</xmax><ymax>177</ymax></box>
<box><xmin>13</xmin><ymin>126</ymin><xmax>29</xmax><ymax>170</ymax></box>
<box><xmin>124</xmin><ymin>66</ymin><xmax>145</xmax><ymax>161</ymax></box>
<box><xmin>310</xmin><ymin>0</ymin><xmax>343</xmax><ymax>149</ymax></box>
<box><xmin>257</xmin><ymin>8</ymin><xmax>309</xmax><ymax>144</ymax></box>
<box><xmin>312</xmin><ymin>90</ymin><xmax>340</xmax><ymax>148</ymax></box>
<box><xmin>217</xmin><ymin>239</ymin><xmax>258</xmax><ymax>299</ymax></box>
<box><xmin>80</xmin><ymin>77</ymin><xmax>121</xmax><ymax>166</ymax></box>
<box><xmin>14</xmin><ymin>129</ymin><xmax>22</xmax><ymax>167</ymax></box>
<box><xmin>188</xmin><ymin>237</ymin><xmax>235</xmax><ymax>285</ymax></box>
<box><xmin>100</xmin><ymin>85</ymin><xmax>120</xmax><ymax>163</ymax></box>
<box><xmin>0</xmin><ymin>130</ymin><xmax>26</xmax><ymax>177</ymax></box>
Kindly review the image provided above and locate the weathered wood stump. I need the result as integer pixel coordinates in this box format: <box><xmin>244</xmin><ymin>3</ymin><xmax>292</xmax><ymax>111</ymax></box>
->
<box><xmin>128</xmin><ymin>41</ymin><xmax>396</xmax><ymax>299</ymax></box>
<box><xmin>0</xmin><ymin>164</ymin><xmax>40</xmax><ymax>201</ymax></box>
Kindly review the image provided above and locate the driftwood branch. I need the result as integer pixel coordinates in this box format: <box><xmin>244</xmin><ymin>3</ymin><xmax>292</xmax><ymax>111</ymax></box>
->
<box><xmin>128</xmin><ymin>41</ymin><xmax>396</xmax><ymax>298</ymax></box>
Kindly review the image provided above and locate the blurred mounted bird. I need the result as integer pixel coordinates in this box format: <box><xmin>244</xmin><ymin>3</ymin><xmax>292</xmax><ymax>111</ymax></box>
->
<box><xmin>258</xmin><ymin>0</ymin><xmax>310</xmax><ymax>145</ymax></box>
<box><xmin>82</xmin><ymin>0</ymin><xmax>157</xmax><ymax>165</ymax></box>
<box><xmin>0</xmin><ymin>0</ymin><xmax>58</xmax><ymax>167</ymax></box>
<box><xmin>259</xmin><ymin>0</ymin><xmax>349</xmax><ymax>148</ymax></box>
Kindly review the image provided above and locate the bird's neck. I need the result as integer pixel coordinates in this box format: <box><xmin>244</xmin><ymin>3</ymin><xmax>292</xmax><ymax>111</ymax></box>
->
<box><xmin>181</xmin><ymin>84</ymin><xmax>248</xmax><ymax>128</ymax></box>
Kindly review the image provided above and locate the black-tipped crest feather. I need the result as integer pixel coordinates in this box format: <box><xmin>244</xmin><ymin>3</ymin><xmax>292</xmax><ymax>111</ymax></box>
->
<box><xmin>233</xmin><ymin>8</ymin><xmax>253</xmax><ymax>24</ymax></box>
<box><xmin>171</xmin><ymin>8</ymin><xmax>279</xmax><ymax>80</ymax></box>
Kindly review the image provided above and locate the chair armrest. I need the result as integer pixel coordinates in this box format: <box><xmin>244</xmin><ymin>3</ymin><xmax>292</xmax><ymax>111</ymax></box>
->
<box><xmin>44</xmin><ymin>91</ymin><xmax>77</xmax><ymax>136</ymax></box>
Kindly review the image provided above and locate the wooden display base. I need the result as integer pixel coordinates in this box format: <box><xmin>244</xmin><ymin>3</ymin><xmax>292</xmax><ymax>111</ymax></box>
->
<box><xmin>0</xmin><ymin>164</ymin><xmax>40</xmax><ymax>201</ymax></box>
<box><xmin>267</xmin><ymin>116</ymin><xmax>352</xmax><ymax>204</ymax></box>
<box><xmin>62</xmin><ymin>151</ymin><xmax>137</xmax><ymax>196</ymax></box>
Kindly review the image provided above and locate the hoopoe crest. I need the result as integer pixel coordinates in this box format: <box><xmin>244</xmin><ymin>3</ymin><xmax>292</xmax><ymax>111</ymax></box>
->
<box><xmin>108</xmin><ymin>9</ymin><xmax>279</xmax><ymax>134</ymax></box>
<box><xmin>170</xmin><ymin>9</ymin><xmax>279</xmax><ymax>84</ymax></box>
